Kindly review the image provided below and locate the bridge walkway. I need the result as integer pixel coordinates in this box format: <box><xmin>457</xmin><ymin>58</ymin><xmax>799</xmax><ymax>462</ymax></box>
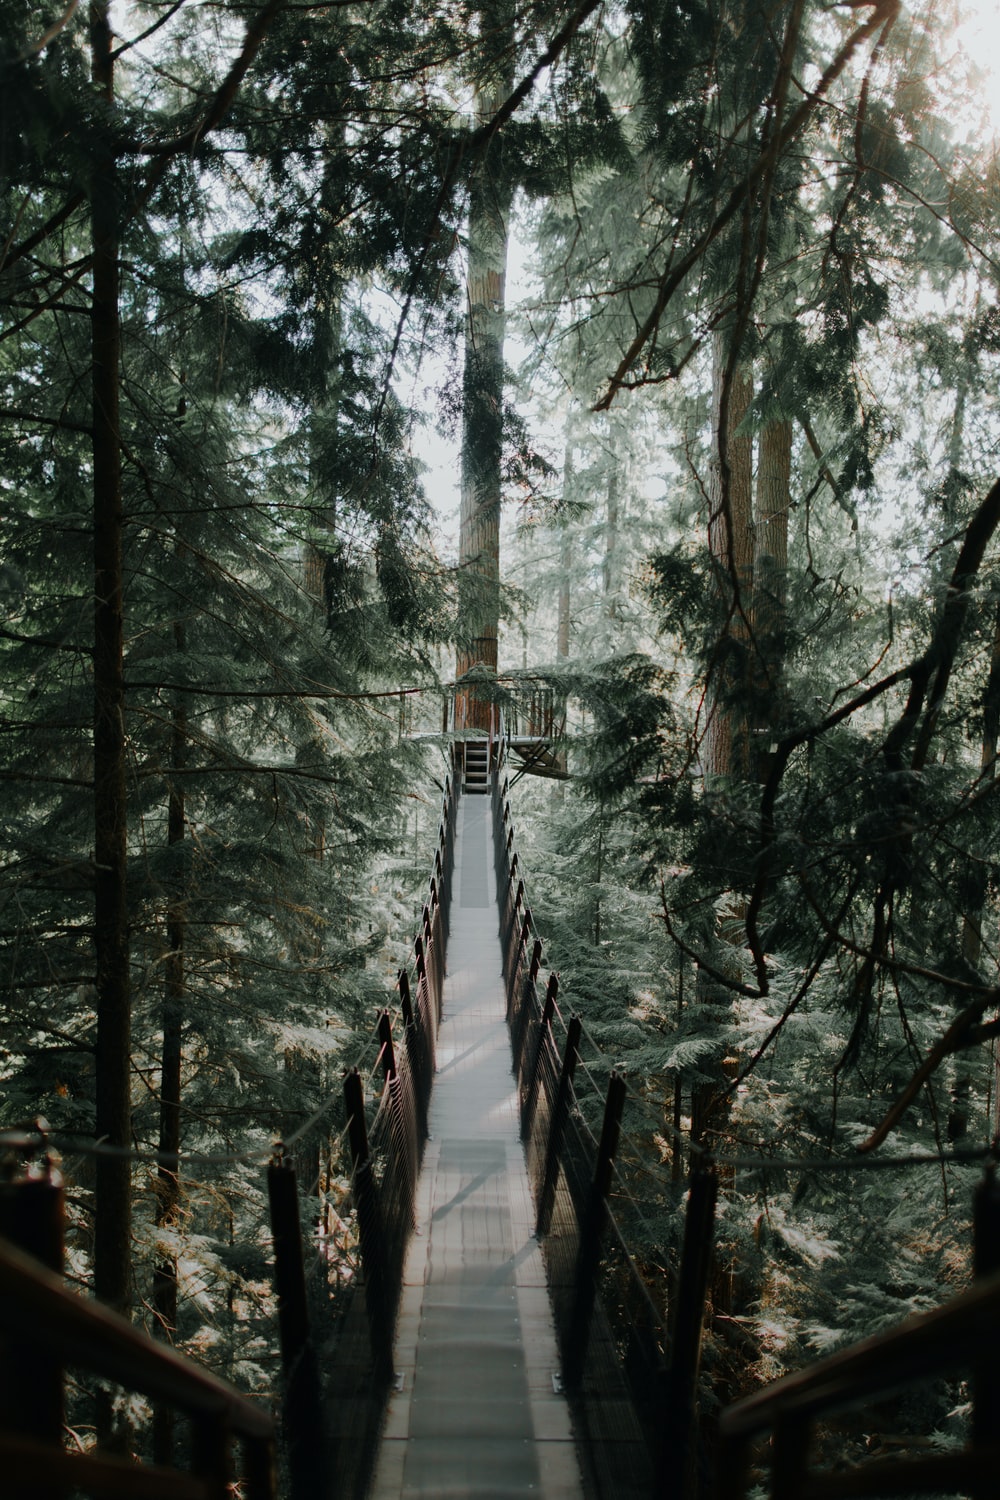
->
<box><xmin>371</xmin><ymin>790</ymin><xmax>584</xmax><ymax>1499</ymax></box>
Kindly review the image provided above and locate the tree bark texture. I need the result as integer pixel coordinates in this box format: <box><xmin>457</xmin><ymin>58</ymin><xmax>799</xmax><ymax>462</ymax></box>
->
<box><xmin>90</xmin><ymin>0</ymin><xmax>132</xmax><ymax>1318</ymax></box>
<box><xmin>751</xmin><ymin>416</ymin><xmax>791</xmax><ymax>772</ymax></box>
<box><xmin>602</xmin><ymin>453</ymin><xmax>620</xmax><ymax>611</ymax></box>
<box><xmin>557</xmin><ymin>446</ymin><xmax>573</xmax><ymax>660</ymax></box>
<box><xmin>152</xmin><ymin>630</ymin><xmax>185</xmax><ymax>1462</ymax></box>
<box><xmin>951</xmin><ymin>602</ymin><xmax>1000</xmax><ymax>1142</ymax></box>
<box><xmin>704</xmin><ymin>336</ymin><xmax>754</xmax><ymax>784</ymax></box>
<box><xmin>456</xmin><ymin>35</ymin><xmax>513</xmax><ymax>732</ymax></box>
<box><xmin>557</xmin><ymin>530</ymin><xmax>571</xmax><ymax>660</ymax></box>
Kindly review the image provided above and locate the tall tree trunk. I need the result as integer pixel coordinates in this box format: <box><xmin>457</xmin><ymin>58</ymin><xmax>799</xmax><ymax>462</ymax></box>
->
<box><xmin>90</xmin><ymin>0</ymin><xmax>131</xmax><ymax>1319</ymax></box>
<box><xmin>602</xmin><ymin>450</ymin><xmax>619</xmax><ymax>613</ymax></box>
<box><xmin>703</xmin><ymin>337</ymin><xmax>754</xmax><ymax>785</ymax></box>
<box><xmin>152</xmin><ymin>625</ymin><xmax>185</xmax><ymax>1463</ymax></box>
<box><xmin>950</xmin><ymin>603</ymin><xmax>1000</xmax><ymax>1141</ymax></box>
<box><xmin>692</xmin><ymin>335</ymin><xmax>753</xmax><ymax>1205</ymax></box>
<box><xmin>751</xmin><ymin>417</ymin><xmax>791</xmax><ymax>776</ymax></box>
<box><xmin>557</xmin><ymin>525</ymin><xmax>571</xmax><ymax>661</ymax></box>
<box><xmin>455</xmin><ymin>16</ymin><xmax>514</xmax><ymax>732</ymax></box>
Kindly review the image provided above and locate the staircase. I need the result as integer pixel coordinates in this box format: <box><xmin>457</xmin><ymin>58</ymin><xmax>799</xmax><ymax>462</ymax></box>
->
<box><xmin>462</xmin><ymin>738</ymin><xmax>489</xmax><ymax>795</ymax></box>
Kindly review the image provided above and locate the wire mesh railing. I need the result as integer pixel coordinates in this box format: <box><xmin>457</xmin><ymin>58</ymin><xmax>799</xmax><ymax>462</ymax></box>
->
<box><xmin>490</xmin><ymin>722</ymin><xmax>716</xmax><ymax>1500</ymax></box>
<box><xmin>281</xmin><ymin>764</ymin><xmax>458</xmax><ymax>1500</ymax></box>
<box><xmin>0</xmin><ymin>1166</ymin><xmax>276</xmax><ymax>1500</ymax></box>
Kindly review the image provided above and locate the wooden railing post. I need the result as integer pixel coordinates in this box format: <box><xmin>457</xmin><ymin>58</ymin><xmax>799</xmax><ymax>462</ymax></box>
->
<box><xmin>657</xmin><ymin>1166</ymin><xmax>718</xmax><ymax>1500</ymax></box>
<box><xmin>0</xmin><ymin>1154</ymin><xmax>65</xmax><ymax>1482</ymax></box>
<box><xmin>536</xmin><ymin>1016</ymin><xmax>582</xmax><ymax>1237</ymax></box>
<box><xmin>415</xmin><ymin>934</ymin><xmax>438</xmax><ymax>1026</ymax></box>
<box><xmin>771</xmin><ymin>1415</ymin><xmax>810</xmax><ymax>1500</ymax></box>
<box><xmin>242</xmin><ymin>1433</ymin><xmax>277</xmax><ymax>1500</ymax></box>
<box><xmin>563</xmin><ymin>1071</ymin><xmax>627</xmax><ymax>1387</ymax></box>
<box><xmin>266</xmin><ymin>1153</ymin><xmax>326</xmax><ymax>1499</ymax></box>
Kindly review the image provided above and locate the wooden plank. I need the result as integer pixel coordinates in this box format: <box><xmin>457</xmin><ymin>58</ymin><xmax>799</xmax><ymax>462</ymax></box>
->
<box><xmin>0</xmin><ymin>1240</ymin><xmax>272</xmax><ymax>1440</ymax></box>
<box><xmin>0</xmin><ymin>1434</ymin><xmax>211</xmax><ymax>1500</ymax></box>
<box><xmin>721</xmin><ymin>1268</ymin><xmax>1000</xmax><ymax>1440</ymax></box>
<box><xmin>799</xmin><ymin>1448</ymin><xmax>1000</xmax><ymax>1500</ymax></box>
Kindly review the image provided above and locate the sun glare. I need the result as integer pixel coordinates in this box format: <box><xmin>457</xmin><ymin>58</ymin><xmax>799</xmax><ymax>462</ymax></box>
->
<box><xmin>951</xmin><ymin>0</ymin><xmax>1000</xmax><ymax>140</ymax></box>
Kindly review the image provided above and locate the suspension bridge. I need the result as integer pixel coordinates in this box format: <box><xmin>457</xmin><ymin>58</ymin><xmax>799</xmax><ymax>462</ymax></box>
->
<box><xmin>2</xmin><ymin>712</ymin><xmax>1000</xmax><ymax>1500</ymax></box>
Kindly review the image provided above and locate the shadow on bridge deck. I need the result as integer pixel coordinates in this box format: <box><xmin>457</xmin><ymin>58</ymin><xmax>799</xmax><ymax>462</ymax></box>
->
<box><xmin>370</xmin><ymin>793</ymin><xmax>584</xmax><ymax>1500</ymax></box>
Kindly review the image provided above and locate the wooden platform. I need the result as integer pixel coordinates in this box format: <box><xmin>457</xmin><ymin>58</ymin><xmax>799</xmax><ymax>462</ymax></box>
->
<box><xmin>370</xmin><ymin>793</ymin><xmax>583</xmax><ymax>1500</ymax></box>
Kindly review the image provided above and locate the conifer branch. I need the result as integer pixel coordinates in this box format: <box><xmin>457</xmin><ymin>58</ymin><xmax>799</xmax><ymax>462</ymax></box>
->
<box><xmin>1</xmin><ymin>0</ymin><xmax>286</xmax><ymax>280</ymax></box>
<box><xmin>17</xmin><ymin>0</ymin><xmax>79</xmax><ymax>60</ymax></box>
<box><xmin>659</xmin><ymin>880</ymin><xmax>762</xmax><ymax>998</ymax></box>
<box><xmin>796</xmin><ymin>862</ymin><xmax>998</xmax><ymax>1000</ymax></box>
<box><xmin>745</xmin><ymin>475</ymin><xmax>1000</xmax><ymax>989</ymax></box>
<box><xmin>0</xmin><ymin>193</ymin><xmax>87</xmax><ymax>276</ymax></box>
<box><xmin>373</xmin><ymin>0</ymin><xmax>606</xmax><ymax>442</ymax></box>
<box><xmin>594</xmin><ymin>0</ymin><xmax>901</xmax><ymax>411</ymax></box>
<box><xmin>859</xmin><ymin>987</ymin><xmax>1000</xmax><ymax>1152</ymax></box>
<box><xmin>138</xmin><ymin>0</ymin><xmax>288</xmax><ymax>158</ymax></box>
<box><xmin>109</xmin><ymin>0</ymin><xmax>189</xmax><ymax>62</ymax></box>
<box><xmin>0</xmin><ymin>408</ymin><xmax>93</xmax><ymax>436</ymax></box>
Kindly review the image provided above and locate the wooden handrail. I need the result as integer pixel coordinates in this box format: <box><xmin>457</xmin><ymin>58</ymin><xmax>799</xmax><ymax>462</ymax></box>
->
<box><xmin>717</xmin><ymin>1267</ymin><xmax>1000</xmax><ymax>1500</ymax></box>
<box><xmin>720</xmin><ymin>1267</ymin><xmax>1000</xmax><ymax>1443</ymax></box>
<box><xmin>0</xmin><ymin>1237</ymin><xmax>273</xmax><ymax>1440</ymax></box>
<box><xmin>0</xmin><ymin>1434</ymin><xmax>211</xmax><ymax>1499</ymax></box>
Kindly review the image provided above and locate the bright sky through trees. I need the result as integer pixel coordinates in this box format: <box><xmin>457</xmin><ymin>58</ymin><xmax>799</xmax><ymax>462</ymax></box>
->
<box><xmin>955</xmin><ymin>0</ymin><xmax>1000</xmax><ymax>133</ymax></box>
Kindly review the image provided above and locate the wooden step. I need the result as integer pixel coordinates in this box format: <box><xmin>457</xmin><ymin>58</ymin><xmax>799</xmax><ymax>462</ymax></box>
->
<box><xmin>462</xmin><ymin>743</ymin><xmax>489</xmax><ymax>794</ymax></box>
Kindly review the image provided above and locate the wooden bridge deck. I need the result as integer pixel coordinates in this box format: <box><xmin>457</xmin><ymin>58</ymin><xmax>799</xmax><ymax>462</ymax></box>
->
<box><xmin>371</xmin><ymin>791</ymin><xmax>584</xmax><ymax>1500</ymax></box>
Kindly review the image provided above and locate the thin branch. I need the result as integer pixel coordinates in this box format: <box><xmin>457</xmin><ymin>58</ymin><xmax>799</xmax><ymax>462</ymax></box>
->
<box><xmin>859</xmin><ymin>988</ymin><xmax>1000</xmax><ymax>1152</ymax></box>
<box><xmin>110</xmin><ymin>0</ymin><xmax>189</xmax><ymax>62</ymax></box>
<box><xmin>594</xmin><ymin>0</ymin><xmax>901</xmax><ymax>410</ymax></box>
<box><xmin>18</xmin><ymin>0</ymin><xmax>78</xmax><ymax>60</ymax></box>
<box><xmin>372</xmin><ymin>0</ymin><xmax>606</xmax><ymax>441</ymax></box>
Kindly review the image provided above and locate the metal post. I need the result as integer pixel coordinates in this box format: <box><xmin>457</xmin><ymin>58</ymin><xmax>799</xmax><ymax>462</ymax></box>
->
<box><xmin>657</xmin><ymin>1166</ymin><xmax>718</xmax><ymax>1500</ymax></box>
<box><xmin>512</xmin><ymin>937</ymin><xmax>543</xmax><ymax>1071</ymax></box>
<box><xmin>973</xmin><ymin>1166</ymin><xmax>1000</xmax><ymax>1445</ymax></box>
<box><xmin>508</xmin><ymin>909</ymin><xmax>533</xmax><ymax>1018</ymax></box>
<box><xmin>242</xmin><ymin>1433</ymin><xmax>277</xmax><ymax>1500</ymax></box>
<box><xmin>400</xmin><ymin>970</ymin><xmax>430</xmax><ymax>1140</ymax></box>
<box><xmin>522</xmin><ymin>973</ymin><xmax>558</xmax><ymax>1143</ymax></box>
<box><xmin>0</xmin><ymin>1154</ymin><xmax>65</xmax><ymax>1493</ymax></box>
<box><xmin>378</xmin><ymin>1009</ymin><xmax>397</xmax><ymax>1084</ymax></box>
<box><xmin>537</xmin><ymin>1017</ymin><xmax>582</xmax><ymax>1237</ymax></box>
<box><xmin>563</xmin><ymin>1071</ymin><xmax>627</xmax><ymax>1388</ymax></box>
<box><xmin>415</xmin><ymin>934</ymin><xmax>438</xmax><ymax>1026</ymax></box>
<box><xmin>344</xmin><ymin>1069</ymin><xmax>393</xmax><ymax>1378</ymax></box>
<box><xmin>192</xmin><ymin>1411</ymin><xmax>232</xmax><ymax>1500</ymax></box>
<box><xmin>266</xmin><ymin>1154</ymin><xmax>326</xmax><ymax>1500</ymax></box>
<box><xmin>504</xmin><ymin>879</ymin><xmax>524</xmax><ymax>984</ymax></box>
<box><xmin>399</xmin><ymin>969</ymin><xmax>414</xmax><ymax>1029</ymax></box>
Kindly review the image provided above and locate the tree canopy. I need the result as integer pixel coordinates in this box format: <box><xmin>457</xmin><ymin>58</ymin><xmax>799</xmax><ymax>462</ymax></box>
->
<box><xmin>2</xmin><ymin>0</ymin><xmax>1000</xmax><ymax>1473</ymax></box>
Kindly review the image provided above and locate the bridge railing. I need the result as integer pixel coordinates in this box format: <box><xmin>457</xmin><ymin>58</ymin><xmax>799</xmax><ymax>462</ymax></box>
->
<box><xmin>504</xmin><ymin>682</ymin><xmax>562</xmax><ymax>740</ymax></box>
<box><xmin>0</xmin><ymin>1191</ymin><xmax>274</xmax><ymax>1500</ymax></box>
<box><xmin>490</xmin><ymin>724</ymin><xmax>717</xmax><ymax>1500</ymax></box>
<box><xmin>717</xmin><ymin>1262</ymin><xmax>1000</xmax><ymax>1500</ymax></box>
<box><xmin>0</xmin><ymin>764</ymin><xmax>458</xmax><ymax>1500</ymax></box>
<box><xmin>293</xmin><ymin>763</ymin><xmax>458</xmax><ymax>1500</ymax></box>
